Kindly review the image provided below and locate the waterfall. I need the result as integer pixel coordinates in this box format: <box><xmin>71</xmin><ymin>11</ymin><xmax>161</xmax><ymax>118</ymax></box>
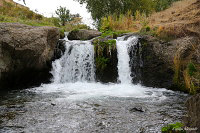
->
<box><xmin>51</xmin><ymin>40</ymin><xmax>95</xmax><ymax>83</ymax></box>
<box><xmin>51</xmin><ymin>35</ymin><xmax>139</xmax><ymax>84</ymax></box>
<box><xmin>116</xmin><ymin>36</ymin><xmax>139</xmax><ymax>84</ymax></box>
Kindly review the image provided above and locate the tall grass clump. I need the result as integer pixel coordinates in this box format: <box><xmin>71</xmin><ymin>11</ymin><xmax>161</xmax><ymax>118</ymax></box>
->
<box><xmin>100</xmin><ymin>10</ymin><xmax>148</xmax><ymax>33</ymax></box>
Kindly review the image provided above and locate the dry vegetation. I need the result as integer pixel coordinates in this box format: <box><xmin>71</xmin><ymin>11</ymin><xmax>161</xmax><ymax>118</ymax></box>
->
<box><xmin>101</xmin><ymin>0</ymin><xmax>200</xmax><ymax>39</ymax></box>
<box><xmin>149</xmin><ymin>0</ymin><xmax>200</xmax><ymax>38</ymax></box>
<box><xmin>173</xmin><ymin>36</ymin><xmax>200</xmax><ymax>94</ymax></box>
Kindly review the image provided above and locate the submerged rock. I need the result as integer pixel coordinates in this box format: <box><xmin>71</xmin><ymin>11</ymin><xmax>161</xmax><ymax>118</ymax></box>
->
<box><xmin>0</xmin><ymin>23</ymin><xmax>60</xmax><ymax>90</ymax></box>
<box><xmin>129</xmin><ymin>106</ymin><xmax>146</xmax><ymax>113</ymax></box>
<box><xmin>68</xmin><ymin>29</ymin><xmax>102</xmax><ymax>40</ymax></box>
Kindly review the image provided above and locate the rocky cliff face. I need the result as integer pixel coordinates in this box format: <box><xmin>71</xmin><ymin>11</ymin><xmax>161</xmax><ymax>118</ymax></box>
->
<box><xmin>0</xmin><ymin>23</ymin><xmax>59</xmax><ymax>89</ymax></box>
<box><xmin>140</xmin><ymin>35</ymin><xmax>200</xmax><ymax>92</ymax></box>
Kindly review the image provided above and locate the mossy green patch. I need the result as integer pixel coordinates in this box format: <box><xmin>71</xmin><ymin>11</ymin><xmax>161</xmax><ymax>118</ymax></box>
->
<box><xmin>96</xmin><ymin>57</ymin><xmax>109</xmax><ymax>71</ymax></box>
<box><xmin>99</xmin><ymin>30</ymin><xmax>128</xmax><ymax>39</ymax></box>
<box><xmin>187</xmin><ymin>62</ymin><xmax>197</xmax><ymax>76</ymax></box>
<box><xmin>161</xmin><ymin>122</ymin><xmax>185</xmax><ymax>133</ymax></box>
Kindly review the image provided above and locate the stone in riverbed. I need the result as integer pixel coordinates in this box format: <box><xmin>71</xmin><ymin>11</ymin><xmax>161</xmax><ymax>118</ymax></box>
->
<box><xmin>129</xmin><ymin>106</ymin><xmax>146</xmax><ymax>113</ymax></box>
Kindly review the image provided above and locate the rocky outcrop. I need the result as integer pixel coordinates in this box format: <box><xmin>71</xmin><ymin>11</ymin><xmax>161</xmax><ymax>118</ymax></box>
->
<box><xmin>0</xmin><ymin>23</ymin><xmax>60</xmax><ymax>89</ymax></box>
<box><xmin>68</xmin><ymin>29</ymin><xmax>102</xmax><ymax>40</ymax></box>
<box><xmin>137</xmin><ymin>36</ymin><xmax>175</xmax><ymax>88</ymax></box>
<box><xmin>139</xmin><ymin>35</ymin><xmax>200</xmax><ymax>91</ymax></box>
<box><xmin>92</xmin><ymin>37</ymin><xmax>118</xmax><ymax>83</ymax></box>
<box><xmin>183</xmin><ymin>94</ymin><xmax>200</xmax><ymax>133</ymax></box>
<box><xmin>53</xmin><ymin>39</ymin><xmax>66</xmax><ymax>60</ymax></box>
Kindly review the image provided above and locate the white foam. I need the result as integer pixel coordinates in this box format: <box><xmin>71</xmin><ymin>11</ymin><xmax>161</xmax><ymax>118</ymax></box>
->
<box><xmin>32</xmin><ymin>82</ymin><xmax>169</xmax><ymax>101</ymax></box>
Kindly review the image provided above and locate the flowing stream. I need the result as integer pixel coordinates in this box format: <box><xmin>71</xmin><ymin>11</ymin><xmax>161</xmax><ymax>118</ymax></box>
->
<box><xmin>0</xmin><ymin>35</ymin><xmax>187</xmax><ymax>133</ymax></box>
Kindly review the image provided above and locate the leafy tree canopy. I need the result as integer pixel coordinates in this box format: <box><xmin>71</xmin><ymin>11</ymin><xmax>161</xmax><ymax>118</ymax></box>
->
<box><xmin>75</xmin><ymin>0</ymin><xmax>180</xmax><ymax>22</ymax></box>
<box><xmin>55</xmin><ymin>6</ymin><xmax>81</xmax><ymax>26</ymax></box>
<box><xmin>76</xmin><ymin>0</ymin><xmax>154</xmax><ymax>22</ymax></box>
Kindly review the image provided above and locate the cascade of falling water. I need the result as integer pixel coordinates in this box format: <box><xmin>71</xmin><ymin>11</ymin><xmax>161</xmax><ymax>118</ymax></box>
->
<box><xmin>116</xmin><ymin>36</ymin><xmax>139</xmax><ymax>84</ymax></box>
<box><xmin>51</xmin><ymin>39</ymin><xmax>95</xmax><ymax>83</ymax></box>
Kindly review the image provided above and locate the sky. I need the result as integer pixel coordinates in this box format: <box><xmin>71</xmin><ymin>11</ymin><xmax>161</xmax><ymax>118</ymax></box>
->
<box><xmin>13</xmin><ymin>0</ymin><xmax>94</xmax><ymax>28</ymax></box>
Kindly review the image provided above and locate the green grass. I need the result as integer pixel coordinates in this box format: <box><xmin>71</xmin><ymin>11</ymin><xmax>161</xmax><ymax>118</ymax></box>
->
<box><xmin>187</xmin><ymin>62</ymin><xmax>197</xmax><ymax>76</ymax></box>
<box><xmin>162</xmin><ymin>122</ymin><xmax>186</xmax><ymax>133</ymax></box>
<box><xmin>95</xmin><ymin>57</ymin><xmax>109</xmax><ymax>71</ymax></box>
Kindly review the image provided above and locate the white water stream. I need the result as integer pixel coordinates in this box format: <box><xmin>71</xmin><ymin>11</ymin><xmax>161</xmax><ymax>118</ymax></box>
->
<box><xmin>51</xmin><ymin>40</ymin><xmax>95</xmax><ymax>83</ymax></box>
<box><xmin>116</xmin><ymin>36</ymin><xmax>138</xmax><ymax>84</ymax></box>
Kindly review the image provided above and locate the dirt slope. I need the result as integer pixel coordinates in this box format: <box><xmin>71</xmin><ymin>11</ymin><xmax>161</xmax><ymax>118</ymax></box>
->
<box><xmin>149</xmin><ymin>0</ymin><xmax>200</xmax><ymax>38</ymax></box>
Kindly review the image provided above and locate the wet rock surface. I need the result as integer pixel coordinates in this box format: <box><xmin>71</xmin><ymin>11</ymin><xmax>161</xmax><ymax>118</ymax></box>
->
<box><xmin>139</xmin><ymin>36</ymin><xmax>174</xmax><ymax>88</ymax></box>
<box><xmin>53</xmin><ymin>39</ymin><xmax>66</xmax><ymax>60</ymax></box>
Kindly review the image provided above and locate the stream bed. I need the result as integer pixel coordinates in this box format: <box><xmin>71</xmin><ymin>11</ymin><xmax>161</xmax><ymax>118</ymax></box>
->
<box><xmin>0</xmin><ymin>82</ymin><xmax>188</xmax><ymax>133</ymax></box>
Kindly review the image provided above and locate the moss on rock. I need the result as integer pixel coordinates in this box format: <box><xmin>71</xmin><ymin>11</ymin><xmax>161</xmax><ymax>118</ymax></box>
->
<box><xmin>92</xmin><ymin>37</ymin><xmax>118</xmax><ymax>82</ymax></box>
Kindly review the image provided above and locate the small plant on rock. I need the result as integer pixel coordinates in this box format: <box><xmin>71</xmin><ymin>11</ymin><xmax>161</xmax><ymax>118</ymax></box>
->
<box><xmin>161</xmin><ymin>122</ymin><xmax>186</xmax><ymax>133</ymax></box>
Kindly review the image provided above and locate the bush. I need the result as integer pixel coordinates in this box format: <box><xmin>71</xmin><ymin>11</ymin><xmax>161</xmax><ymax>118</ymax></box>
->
<box><xmin>161</xmin><ymin>122</ymin><xmax>186</xmax><ymax>133</ymax></box>
<box><xmin>26</xmin><ymin>11</ymin><xmax>34</xmax><ymax>19</ymax></box>
<box><xmin>35</xmin><ymin>14</ymin><xmax>43</xmax><ymax>20</ymax></box>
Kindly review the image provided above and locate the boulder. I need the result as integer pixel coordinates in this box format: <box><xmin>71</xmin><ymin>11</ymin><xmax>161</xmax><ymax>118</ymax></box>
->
<box><xmin>0</xmin><ymin>23</ymin><xmax>60</xmax><ymax>89</ymax></box>
<box><xmin>138</xmin><ymin>35</ymin><xmax>200</xmax><ymax>90</ymax></box>
<box><xmin>183</xmin><ymin>94</ymin><xmax>200</xmax><ymax>133</ymax></box>
<box><xmin>68</xmin><ymin>29</ymin><xmax>102</xmax><ymax>40</ymax></box>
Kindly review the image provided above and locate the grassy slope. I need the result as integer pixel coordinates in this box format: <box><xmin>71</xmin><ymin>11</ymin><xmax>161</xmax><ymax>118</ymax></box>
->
<box><xmin>0</xmin><ymin>0</ymin><xmax>56</xmax><ymax>27</ymax></box>
<box><xmin>149</xmin><ymin>0</ymin><xmax>200</xmax><ymax>38</ymax></box>
<box><xmin>0</xmin><ymin>0</ymin><xmax>89</xmax><ymax>34</ymax></box>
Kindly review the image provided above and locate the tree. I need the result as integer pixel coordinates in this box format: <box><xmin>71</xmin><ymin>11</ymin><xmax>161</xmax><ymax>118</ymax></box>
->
<box><xmin>75</xmin><ymin>0</ymin><xmax>155</xmax><ymax>23</ymax></box>
<box><xmin>55</xmin><ymin>6</ymin><xmax>82</xmax><ymax>26</ymax></box>
<box><xmin>55</xmin><ymin>6</ymin><xmax>71</xmax><ymax>26</ymax></box>
<box><xmin>154</xmin><ymin>0</ymin><xmax>180</xmax><ymax>12</ymax></box>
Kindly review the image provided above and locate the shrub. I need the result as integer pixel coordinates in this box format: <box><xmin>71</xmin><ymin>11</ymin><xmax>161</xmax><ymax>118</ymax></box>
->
<box><xmin>35</xmin><ymin>14</ymin><xmax>43</xmax><ymax>20</ymax></box>
<box><xmin>26</xmin><ymin>11</ymin><xmax>34</xmax><ymax>19</ymax></box>
<box><xmin>161</xmin><ymin>122</ymin><xmax>186</xmax><ymax>133</ymax></box>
